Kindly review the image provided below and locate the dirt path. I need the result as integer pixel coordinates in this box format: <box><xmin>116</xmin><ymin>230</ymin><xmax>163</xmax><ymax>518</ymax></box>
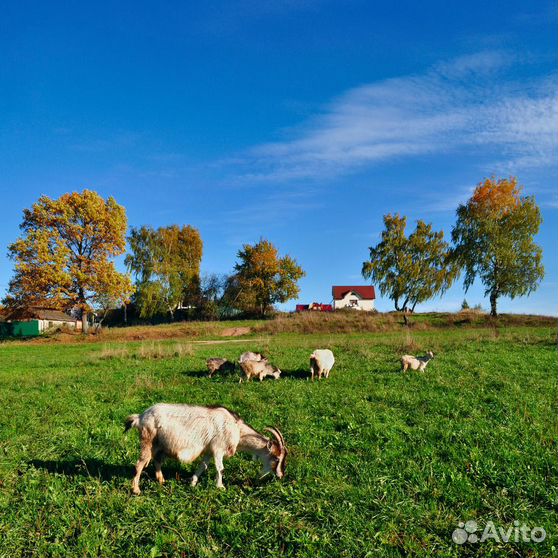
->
<box><xmin>189</xmin><ymin>337</ymin><xmax>267</xmax><ymax>346</ymax></box>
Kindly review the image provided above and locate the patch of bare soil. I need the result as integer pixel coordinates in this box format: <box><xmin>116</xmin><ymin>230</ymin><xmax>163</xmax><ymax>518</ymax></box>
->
<box><xmin>220</xmin><ymin>327</ymin><xmax>251</xmax><ymax>337</ymax></box>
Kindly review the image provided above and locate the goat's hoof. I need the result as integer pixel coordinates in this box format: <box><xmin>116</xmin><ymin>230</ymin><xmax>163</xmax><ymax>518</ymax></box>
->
<box><xmin>216</xmin><ymin>484</ymin><xmax>226</xmax><ymax>490</ymax></box>
<box><xmin>132</xmin><ymin>488</ymin><xmax>141</xmax><ymax>496</ymax></box>
<box><xmin>190</xmin><ymin>478</ymin><xmax>198</xmax><ymax>487</ymax></box>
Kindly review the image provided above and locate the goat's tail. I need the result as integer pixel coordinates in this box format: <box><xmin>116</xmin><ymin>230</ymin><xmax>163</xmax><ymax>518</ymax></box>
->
<box><xmin>124</xmin><ymin>414</ymin><xmax>141</xmax><ymax>432</ymax></box>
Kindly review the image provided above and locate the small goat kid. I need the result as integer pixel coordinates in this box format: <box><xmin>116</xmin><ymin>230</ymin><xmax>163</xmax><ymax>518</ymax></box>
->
<box><xmin>125</xmin><ymin>403</ymin><xmax>287</xmax><ymax>494</ymax></box>
<box><xmin>400</xmin><ymin>351</ymin><xmax>434</xmax><ymax>372</ymax></box>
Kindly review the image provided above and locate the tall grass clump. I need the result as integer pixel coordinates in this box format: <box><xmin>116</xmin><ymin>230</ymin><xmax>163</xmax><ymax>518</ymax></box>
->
<box><xmin>91</xmin><ymin>341</ymin><xmax>193</xmax><ymax>361</ymax></box>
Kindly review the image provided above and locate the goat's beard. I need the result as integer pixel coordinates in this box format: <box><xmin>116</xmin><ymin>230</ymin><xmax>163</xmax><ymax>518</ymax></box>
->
<box><xmin>258</xmin><ymin>457</ymin><xmax>274</xmax><ymax>479</ymax></box>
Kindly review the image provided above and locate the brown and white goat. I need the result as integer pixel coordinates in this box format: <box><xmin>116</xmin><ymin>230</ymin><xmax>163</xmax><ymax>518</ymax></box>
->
<box><xmin>125</xmin><ymin>403</ymin><xmax>287</xmax><ymax>494</ymax></box>
<box><xmin>239</xmin><ymin>359</ymin><xmax>281</xmax><ymax>382</ymax></box>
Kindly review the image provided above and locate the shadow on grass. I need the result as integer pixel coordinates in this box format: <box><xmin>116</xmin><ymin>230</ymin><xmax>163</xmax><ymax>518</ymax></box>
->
<box><xmin>28</xmin><ymin>459</ymin><xmax>275</xmax><ymax>489</ymax></box>
<box><xmin>181</xmin><ymin>368</ymin><xmax>212</xmax><ymax>378</ymax></box>
<box><xmin>29</xmin><ymin>458</ymin><xmax>185</xmax><ymax>483</ymax></box>
<box><xmin>181</xmin><ymin>367</ymin><xmax>312</xmax><ymax>381</ymax></box>
<box><xmin>29</xmin><ymin>458</ymin><xmax>135</xmax><ymax>481</ymax></box>
<box><xmin>182</xmin><ymin>366</ymin><xmax>240</xmax><ymax>379</ymax></box>
<box><xmin>237</xmin><ymin>368</ymin><xmax>311</xmax><ymax>381</ymax></box>
<box><xmin>281</xmin><ymin>368</ymin><xmax>311</xmax><ymax>380</ymax></box>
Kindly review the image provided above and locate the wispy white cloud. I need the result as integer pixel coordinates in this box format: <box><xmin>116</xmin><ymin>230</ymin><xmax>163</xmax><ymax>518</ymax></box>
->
<box><xmin>230</xmin><ymin>51</ymin><xmax>557</xmax><ymax>183</ymax></box>
<box><xmin>419</xmin><ymin>185</ymin><xmax>476</xmax><ymax>214</ymax></box>
<box><xmin>432</xmin><ymin>51</ymin><xmax>515</xmax><ymax>79</ymax></box>
<box><xmin>541</xmin><ymin>196</ymin><xmax>558</xmax><ymax>209</ymax></box>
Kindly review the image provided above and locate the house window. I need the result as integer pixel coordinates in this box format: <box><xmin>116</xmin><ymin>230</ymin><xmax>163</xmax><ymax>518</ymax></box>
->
<box><xmin>48</xmin><ymin>321</ymin><xmax>53</xmax><ymax>328</ymax></box>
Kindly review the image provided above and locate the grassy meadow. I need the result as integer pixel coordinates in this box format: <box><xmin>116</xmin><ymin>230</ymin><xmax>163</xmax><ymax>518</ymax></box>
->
<box><xmin>0</xmin><ymin>316</ymin><xmax>556</xmax><ymax>557</ymax></box>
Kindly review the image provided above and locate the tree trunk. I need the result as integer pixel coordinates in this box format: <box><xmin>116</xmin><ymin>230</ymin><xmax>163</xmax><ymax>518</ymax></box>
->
<box><xmin>490</xmin><ymin>291</ymin><xmax>498</xmax><ymax>317</ymax></box>
<box><xmin>396</xmin><ymin>296</ymin><xmax>411</xmax><ymax>326</ymax></box>
<box><xmin>81</xmin><ymin>310</ymin><xmax>89</xmax><ymax>332</ymax></box>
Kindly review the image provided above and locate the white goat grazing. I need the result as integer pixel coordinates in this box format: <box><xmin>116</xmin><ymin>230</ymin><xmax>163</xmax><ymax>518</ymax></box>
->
<box><xmin>400</xmin><ymin>351</ymin><xmax>434</xmax><ymax>372</ymax></box>
<box><xmin>125</xmin><ymin>403</ymin><xmax>287</xmax><ymax>494</ymax></box>
<box><xmin>310</xmin><ymin>349</ymin><xmax>335</xmax><ymax>381</ymax></box>
<box><xmin>239</xmin><ymin>359</ymin><xmax>281</xmax><ymax>382</ymax></box>
<box><xmin>239</xmin><ymin>351</ymin><xmax>266</xmax><ymax>363</ymax></box>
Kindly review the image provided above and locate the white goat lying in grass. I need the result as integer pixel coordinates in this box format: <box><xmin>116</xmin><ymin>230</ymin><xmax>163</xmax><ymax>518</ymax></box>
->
<box><xmin>400</xmin><ymin>351</ymin><xmax>435</xmax><ymax>372</ymax></box>
<box><xmin>125</xmin><ymin>403</ymin><xmax>287</xmax><ymax>494</ymax></box>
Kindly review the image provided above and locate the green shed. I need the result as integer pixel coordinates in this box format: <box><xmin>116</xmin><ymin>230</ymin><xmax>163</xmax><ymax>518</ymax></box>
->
<box><xmin>0</xmin><ymin>320</ymin><xmax>41</xmax><ymax>337</ymax></box>
<box><xmin>0</xmin><ymin>307</ymin><xmax>80</xmax><ymax>338</ymax></box>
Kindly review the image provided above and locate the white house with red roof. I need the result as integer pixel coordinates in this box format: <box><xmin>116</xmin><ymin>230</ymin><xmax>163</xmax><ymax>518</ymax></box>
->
<box><xmin>332</xmin><ymin>285</ymin><xmax>376</xmax><ymax>311</ymax></box>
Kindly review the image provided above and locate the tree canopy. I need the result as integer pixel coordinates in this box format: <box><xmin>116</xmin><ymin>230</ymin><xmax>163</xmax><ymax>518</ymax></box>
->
<box><xmin>4</xmin><ymin>190</ymin><xmax>133</xmax><ymax>329</ymax></box>
<box><xmin>451</xmin><ymin>177</ymin><xmax>544</xmax><ymax>316</ymax></box>
<box><xmin>125</xmin><ymin>225</ymin><xmax>203</xmax><ymax>320</ymax></box>
<box><xmin>227</xmin><ymin>239</ymin><xmax>305</xmax><ymax>316</ymax></box>
<box><xmin>362</xmin><ymin>214</ymin><xmax>457</xmax><ymax>312</ymax></box>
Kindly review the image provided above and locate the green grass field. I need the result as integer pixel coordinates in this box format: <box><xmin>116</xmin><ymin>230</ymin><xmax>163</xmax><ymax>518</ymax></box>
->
<box><xmin>0</xmin><ymin>320</ymin><xmax>556</xmax><ymax>557</ymax></box>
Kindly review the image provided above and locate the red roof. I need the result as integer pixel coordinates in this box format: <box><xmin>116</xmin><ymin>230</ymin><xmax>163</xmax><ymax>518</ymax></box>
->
<box><xmin>332</xmin><ymin>285</ymin><xmax>376</xmax><ymax>300</ymax></box>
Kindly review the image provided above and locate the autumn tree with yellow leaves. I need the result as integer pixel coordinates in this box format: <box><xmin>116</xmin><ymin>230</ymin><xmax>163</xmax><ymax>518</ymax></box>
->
<box><xmin>4</xmin><ymin>190</ymin><xmax>134</xmax><ymax>330</ymax></box>
<box><xmin>451</xmin><ymin>177</ymin><xmax>544</xmax><ymax>317</ymax></box>
<box><xmin>226</xmin><ymin>239</ymin><xmax>305</xmax><ymax>317</ymax></box>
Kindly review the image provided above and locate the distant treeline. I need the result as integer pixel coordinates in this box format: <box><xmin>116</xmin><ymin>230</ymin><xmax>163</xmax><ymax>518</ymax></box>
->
<box><xmin>2</xmin><ymin>177</ymin><xmax>544</xmax><ymax>328</ymax></box>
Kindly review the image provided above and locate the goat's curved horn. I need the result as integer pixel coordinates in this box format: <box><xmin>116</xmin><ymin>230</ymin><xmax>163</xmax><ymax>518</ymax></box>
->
<box><xmin>265</xmin><ymin>426</ymin><xmax>285</xmax><ymax>448</ymax></box>
<box><xmin>274</xmin><ymin>427</ymin><xmax>286</xmax><ymax>447</ymax></box>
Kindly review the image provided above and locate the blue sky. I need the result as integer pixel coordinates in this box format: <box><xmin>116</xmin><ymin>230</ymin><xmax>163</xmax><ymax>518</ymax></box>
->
<box><xmin>1</xmin><ymin>1</ymin><xmax>556</xmax><ymax>314</ymax></box>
